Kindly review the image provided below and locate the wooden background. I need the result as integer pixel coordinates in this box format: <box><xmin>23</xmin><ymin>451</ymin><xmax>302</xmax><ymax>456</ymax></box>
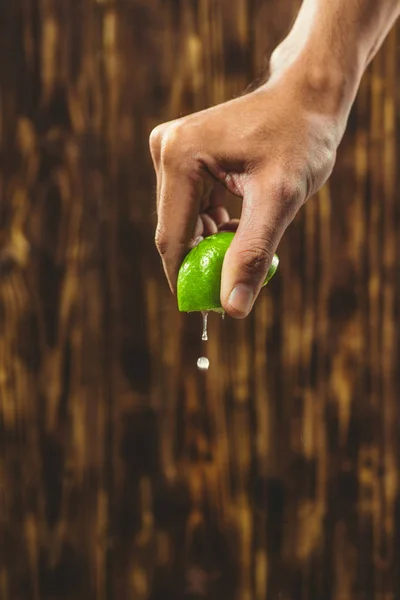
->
<box><xmin>0</xmin><ymin>1</ymin><xmax>399</xmax><ymax>599</ymax></box>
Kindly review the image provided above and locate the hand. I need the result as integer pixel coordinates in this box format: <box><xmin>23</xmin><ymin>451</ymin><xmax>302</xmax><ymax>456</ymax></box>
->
<box><xmin>150</xmin><ymin>69</ymin><xmax>345</xmax><ymax>318</ymax></box>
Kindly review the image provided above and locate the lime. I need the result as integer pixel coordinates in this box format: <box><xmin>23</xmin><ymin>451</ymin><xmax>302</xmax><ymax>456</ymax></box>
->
<box><xmin>177</xmin><ymin>232</ymin><xmax>279</xmax><ymax>312</ymax></box>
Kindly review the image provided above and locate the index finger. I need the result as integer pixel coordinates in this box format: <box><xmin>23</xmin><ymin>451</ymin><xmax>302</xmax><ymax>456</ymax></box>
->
<box><xmin>156</xmin><ymin>160</ymin><xmax>212</xmax><ymax>292</ymax></box>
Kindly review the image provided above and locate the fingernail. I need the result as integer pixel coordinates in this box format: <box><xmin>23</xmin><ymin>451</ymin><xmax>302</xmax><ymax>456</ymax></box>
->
<box><xmin>228</xmin><ymin>285</ymin><xmax>254</xmax><ymax>316</ymax></box>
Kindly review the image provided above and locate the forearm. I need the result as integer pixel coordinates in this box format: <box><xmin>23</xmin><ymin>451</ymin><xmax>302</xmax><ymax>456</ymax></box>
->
<box><xmin>269</xmin><ymin>0</ymin><xmax>400</xmax><ymax>125</ymax></box>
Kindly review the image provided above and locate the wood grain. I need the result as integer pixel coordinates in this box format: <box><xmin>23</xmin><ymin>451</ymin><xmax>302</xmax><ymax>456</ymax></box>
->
<box><xmin>0</xmin><ymin>1</ymin><xmax>399</xmax><ymax>599</ymax></box>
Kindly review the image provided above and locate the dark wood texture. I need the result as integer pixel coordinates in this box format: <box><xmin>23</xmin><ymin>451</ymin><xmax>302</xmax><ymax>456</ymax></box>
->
<box><xmin>1</xmin><ymin>1</ymin><xmax>399</xmax><ymax>599</ymax></box>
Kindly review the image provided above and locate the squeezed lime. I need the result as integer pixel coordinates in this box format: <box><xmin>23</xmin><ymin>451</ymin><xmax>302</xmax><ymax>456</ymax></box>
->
<box><xmin>177</xmin><ymin>232</ymin><xmax>279</xmax><ymax>312</ymax></box>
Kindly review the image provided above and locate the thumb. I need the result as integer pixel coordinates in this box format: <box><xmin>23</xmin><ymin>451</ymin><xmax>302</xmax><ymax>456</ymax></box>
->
<box><xmin>220</xmin><ymin>179</ymin><xmax>294</xmax><ymax>318</ymax></box>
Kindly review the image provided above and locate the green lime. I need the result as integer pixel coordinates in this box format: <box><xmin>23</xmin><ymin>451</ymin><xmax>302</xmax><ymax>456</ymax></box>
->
<box><xmin>177</xmin><ymin>232</ymin><xmax>279</xmax><ymax>312</ymax></box>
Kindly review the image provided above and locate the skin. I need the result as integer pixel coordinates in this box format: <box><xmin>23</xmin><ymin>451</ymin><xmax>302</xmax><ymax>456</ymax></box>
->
<box><xmin>150</xmin><ymin>0</ymin><xmax>400</xmax><ymax>318</ymax></box>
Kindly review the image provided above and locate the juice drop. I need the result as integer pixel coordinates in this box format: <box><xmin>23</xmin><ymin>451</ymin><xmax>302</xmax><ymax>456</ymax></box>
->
<box><xmin>197</xmin><ymin>357</ymin><xmax>210</xmax><ymax>370</ymax></box>
<box><xmin>201</xmin><ymin>311</ymin><xmax>208</xmax><ymax>341</ymax></box>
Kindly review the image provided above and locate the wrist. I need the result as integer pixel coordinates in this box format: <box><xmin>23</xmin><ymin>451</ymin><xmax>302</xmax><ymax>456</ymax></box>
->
<box><xmin>266</xmin><ymin>39</ymin><xmax>363</xmax><ymax>135</ymax></box>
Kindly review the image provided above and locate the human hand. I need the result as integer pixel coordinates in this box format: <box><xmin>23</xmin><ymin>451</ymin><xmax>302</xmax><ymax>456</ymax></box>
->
<box><xmin>150</xmin><ymin>67</ymin><xmax>347</xmax><ymax>318</ymax></box>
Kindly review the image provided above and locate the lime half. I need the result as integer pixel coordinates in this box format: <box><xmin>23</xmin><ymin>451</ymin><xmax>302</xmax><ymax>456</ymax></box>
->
<box><xmin>177</xmin><ymin>232</ymin><xmax>279</xmax><ymax>312</ymax></box>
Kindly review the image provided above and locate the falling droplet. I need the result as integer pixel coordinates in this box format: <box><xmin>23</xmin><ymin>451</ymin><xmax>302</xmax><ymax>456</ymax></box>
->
<box><xmin>197</xmin><ymin>357</ymin><xmax>210</xmax><ymax>371</ymax></box>
<box><xmin>198</xmin><ymin>312</ymin><xmax>210</xmax><ymax>370</ymax></box>
<box><xmin>201</xmin><ymin>311</ymin><xmax>208</xmax><ymax>341</ymax></box>
<box><xmin>221</xmin><ymin>311</ymin><xmax>225</xmax><ymax>320</ymax></box>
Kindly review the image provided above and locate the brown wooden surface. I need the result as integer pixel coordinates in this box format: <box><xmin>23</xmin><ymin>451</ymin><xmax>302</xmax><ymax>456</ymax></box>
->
<box><xmin>1</xmin><ymin>1</ymin><xmax>399</xmax><ymax>599</ymax></box>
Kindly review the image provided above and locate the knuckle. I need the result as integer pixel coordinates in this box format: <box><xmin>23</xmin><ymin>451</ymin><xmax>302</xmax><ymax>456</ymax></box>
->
<box><xmin>161</xmin><ymin>122</ymin><xmax>190</xmax><ymax>168</ymax></box>
<box><xmin>269</xmin><ymin>46</ymin><xmax>284</xmax><ymax>75</ymax></box>
<box><xmin>154</xmin><ymin>227</ymin><xmax>169</xmax><ymax>257</ymax></box>
<box><xmin>237</xmin><ymin>242</ymin><xmax>272</xmax><ymax>277</ymax></box>
<box><xmin>314</xmin><ymin>144</ymin><xmax>336</xmax><ymax>182</ymax></box>
<box><xmin>272</xmin><ymin>175</ymin><xmax>301</xmax><ymax>203</ymax></box>
<box><xmin>149</xmin><ymin>125</ymin><xmax>164</xmax><ymax>165</ymax></box>
<box><xmin>268</xmin><ymin>172</ymin><xmax>303</xmax><ymax>220</ymax></box>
